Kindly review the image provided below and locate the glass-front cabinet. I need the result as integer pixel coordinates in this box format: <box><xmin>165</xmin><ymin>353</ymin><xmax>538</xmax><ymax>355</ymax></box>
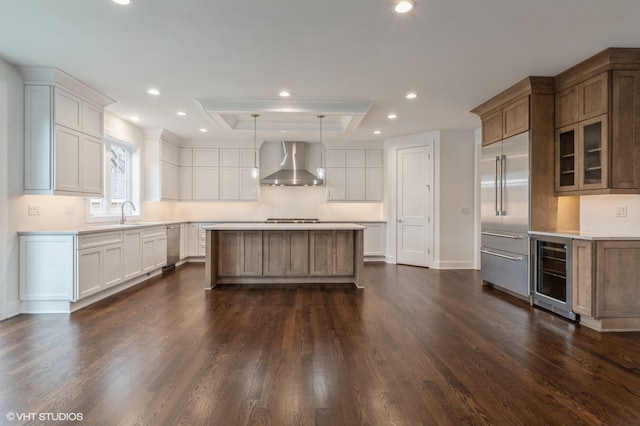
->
<box><xmin>555</xmin><ymin>115</ymin><xmax>608</xmax><ymax>193</ymax></box>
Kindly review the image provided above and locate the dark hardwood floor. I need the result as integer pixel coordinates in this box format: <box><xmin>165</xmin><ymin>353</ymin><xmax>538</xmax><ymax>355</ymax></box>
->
<box><xmin>1</xmin><ymin>263</ymin><xmax>640</xmax><ymax>425</ymax></box>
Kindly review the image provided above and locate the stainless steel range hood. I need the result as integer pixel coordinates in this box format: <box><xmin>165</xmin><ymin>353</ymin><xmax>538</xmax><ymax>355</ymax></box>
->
<box><xmin>260</xmin><ymin>141</ymin><xmax>324</xmax><ymax>186</ymax></box>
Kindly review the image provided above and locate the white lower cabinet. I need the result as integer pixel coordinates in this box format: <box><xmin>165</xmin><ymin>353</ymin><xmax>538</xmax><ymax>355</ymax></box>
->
<box><xmin>123</xmin><ymin>229</ymin><xmax>143</xmax><ymax>280</ymax></box>
<box><xmin>20</xmin><ymin>235</ymin><xmax>76</xmax><ymax>301</ymax></box>
<box><xmin>78</xmin><ymin>242</ymin><xmax>124</xmax><ymax>299</ymax></box>
<box><xmin>77</xmin><ymin>231</ymin><xmax>124</xmax><ymax>300</ymax></box>
<box><xmin>198</xmin><ymin>223</ymin><xmax>216</xmax><ymax>256</ymax></box>
<box><xmin>142</xmin><ymin>227</ymin><xmax>167</xmax><ymax>272</ymax></box>
<box><xmin>20</xmin><ymin>227</ymin><xmax>167</xmax><ymax>310</ymax></box>
<box><xmin>360</xmin><ymin>222</ymin><xmax>386</xmax><ymax>259</ymax></box>
<box><xmin>188</xmin><ymin>223</ymin><xmax>200</xmax><ymax>257</ymax></box>
<box><xmin>180</xmin><ymin>223</ymin><xmax>188</xmax><ymax>260</ymax></box>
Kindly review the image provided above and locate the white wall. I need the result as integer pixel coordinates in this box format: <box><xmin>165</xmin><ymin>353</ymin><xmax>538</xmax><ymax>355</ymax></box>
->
<box><xmin>434</xmin><ymin>130</ymin><xmax>476</xmax><ymax>269</ymax></box>
<box><xmin>384</xmin><ymin>129</ymin><xmax>476</xmax><ymax>269</ymax></box>
<box><xmin>580</xmin><ymin>195</ymin><xmax>640</xmax><ymax>235</ymax></box>
<box><xmin>0</xmin><ymin>58</ymin><xmax>23</xmax><ymax>319</ymax></box>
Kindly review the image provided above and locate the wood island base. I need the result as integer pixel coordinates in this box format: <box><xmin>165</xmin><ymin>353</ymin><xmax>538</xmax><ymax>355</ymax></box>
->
<box><xmin>204</xmin><ymin>224</ymin><xmax>365</xmax><ymax>289</ymax></box>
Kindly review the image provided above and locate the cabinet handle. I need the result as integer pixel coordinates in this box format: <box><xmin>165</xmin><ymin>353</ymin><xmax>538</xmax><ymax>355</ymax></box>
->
<box><xmin>500</xmin><ymin>154</ymin><xmax>507</xmax><ymax>216</ymax></box>
<box><xmin>481</xmin><ymin>231</ymin><xmax>523</xmax><ymax>239</ymax></box>
<box><xmin>480</xmin><ymin>248</ymin><xmax>523</xmax><ymax>261</ymax></box>
<box><xmin>494</xmin><ymin>156</ymin><xmax>500</xmax><ymax>216</ymax></box>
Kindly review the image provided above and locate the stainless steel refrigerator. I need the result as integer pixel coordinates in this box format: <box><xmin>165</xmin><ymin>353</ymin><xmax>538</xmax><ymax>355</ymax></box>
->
<box><xmin>480</xmin><ymin>131</ymin><xmax>530</xmax><ymax>298</ymax></box>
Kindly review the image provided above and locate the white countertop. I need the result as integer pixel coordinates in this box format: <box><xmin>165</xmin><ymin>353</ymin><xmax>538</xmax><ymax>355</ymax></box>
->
<box><xmin>205</xmin><ymin>223</ymin><xmax>366</xmax><ymax>231</ymax></box>
<box><xmin>530</xmin><ymin>230</ymin><xmax>640</xmax><ymax>241</ymax></box>
<box><xmin>19</xmin><ymin>221</ymin><xmax>373</xmax><ymax>235</ymax></box>
<box><xmin>18</xmin><ymin>221</ymin><xmax>177</xmax><ymax>235</ymax></box>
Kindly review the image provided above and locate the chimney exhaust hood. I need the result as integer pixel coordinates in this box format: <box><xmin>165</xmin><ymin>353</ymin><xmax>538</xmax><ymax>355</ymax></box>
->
<box><xmin>260</xmin><ymin>141</ymin><xmax>324</xmax><ymax>186</ymax></box>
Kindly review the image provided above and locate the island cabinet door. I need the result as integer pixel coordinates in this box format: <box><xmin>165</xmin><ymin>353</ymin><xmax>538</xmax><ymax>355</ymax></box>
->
<box><xmin>334</xmin><ymin>230</ymin><xmax>355</xmax><ymax>275</ymax></box>
<box><xmin>309</xmin><ymin>231</ymin><xmax>334</xmax><ymax>275</ymax></box>
<box><xmin>263</xmin><ymin>231</ymin><xmax>309</xmax><ymax>276</ymax></box>
<box><xmin>309</xmin><ymin>230</ymin><xmax>356</xmax><ymax>276</ymax></box>
<box><xmin>218</xmin><ymin>231</ymin><xmax>262</xmax><ymax>276</ymax></box>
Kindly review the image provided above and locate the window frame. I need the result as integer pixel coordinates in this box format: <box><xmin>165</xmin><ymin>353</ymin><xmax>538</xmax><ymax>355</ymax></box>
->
<box><xmin>87</xmin><ymin>135</ymin><xmax>141</xmax><ymax>223</ymax></box>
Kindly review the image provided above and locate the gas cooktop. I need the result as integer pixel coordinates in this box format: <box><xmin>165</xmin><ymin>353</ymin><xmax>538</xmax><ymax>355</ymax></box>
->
<box><xmin>264</xmin><ymin>218</ymin><xmax>320</xmax><ymax>223</ymax></box>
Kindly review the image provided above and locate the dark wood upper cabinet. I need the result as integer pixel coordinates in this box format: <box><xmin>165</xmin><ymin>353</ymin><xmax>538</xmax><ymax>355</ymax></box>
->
<box><xmin>554</xmin><ymin>48</ymin><xmax>640</xmax><ymax>195</ymax></box>
<box><xmin>502</xmin><ymin>96</ymin><xmax>530</xmax><ymax>138</ymax></box>
<box><xmin>472</xmin><ymin>77</ymin><xmax>553</xmax><ymax>146</ymax></box>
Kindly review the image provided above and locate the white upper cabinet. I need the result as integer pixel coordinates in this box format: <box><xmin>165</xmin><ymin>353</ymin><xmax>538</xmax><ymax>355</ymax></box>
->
<box><xmin>22</xmin><ymin>68</ymin><xmax>113</xmax><ymax>197</ymax></box>
<box><xmin>143</xmin><ymin>130</ymin><xmax>183</xmax><ymax>201</ymax></box>
<box><xmin>161</xmin><ymin>139</ymin><xmax>180</xmax><ymax>166</ymax></box>
<box><xmin>366</xmin><ymin>149</ymin><xmax>383</xmax><ymax>168</ymax></box>
<box><xmin>326</xmin><ymin>149</ymin><xmax>346</xmax><ymax>168</ymax></box>
<box><xmin>179</xmin><ymin>147</ymin><xmax>258</xmax><ymax>201</ymax></box>
<box><xmin>193</xmin><ymin>148</ymin><xmax>219</xmax><ymax>167</ymax></box>
<box><xmin>326</xmin><ymin>148</ymin><xmax>383</xmax><ymax>201</ymax></box>
<box><xmin>346</xmin><ymin>150</ymin><xmax>366</xmax><ymax>167</ymax></box>
<box><xmin>193</xmin><ymin>167</ymin><xmax>220</xmax><ymax>200</ymax></box>
<box><xmin>220</xmin><ymin>148</ymin><xmax>240</xmax><ymax>167</ymax></box>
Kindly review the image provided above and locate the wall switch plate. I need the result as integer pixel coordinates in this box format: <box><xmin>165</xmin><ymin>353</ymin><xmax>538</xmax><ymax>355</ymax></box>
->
<box><xmin>64</xmin><ymin>206</ymin><xmax>75</xmax><ymax>215</ymax></box>
<box><xmin>615</xmin><ymin>205</ymin><xmax>628</xmax><ymax>217</ymax></box>
<box><xmin>28</xmin><ymin>205</ymin><xmax>40</xmax><ymax>216</ymax></box>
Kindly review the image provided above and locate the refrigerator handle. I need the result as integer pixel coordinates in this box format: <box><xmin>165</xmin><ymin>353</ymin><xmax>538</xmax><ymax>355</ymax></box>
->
<box><xmin>500</xmin><ymin>154</ymin><xmax>507</xmax><ymax>216</ymax></box>
<box><xmin>494</xmin><ymin>156</ymin><xmax>500</xmax><ymax>216</ymax></box>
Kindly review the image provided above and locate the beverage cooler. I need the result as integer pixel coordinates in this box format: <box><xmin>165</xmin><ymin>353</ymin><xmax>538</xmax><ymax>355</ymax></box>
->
<box><xmin>531</xmin><ymin>235</ymin><xmax>578</xmax><ymax>321</ymax></box>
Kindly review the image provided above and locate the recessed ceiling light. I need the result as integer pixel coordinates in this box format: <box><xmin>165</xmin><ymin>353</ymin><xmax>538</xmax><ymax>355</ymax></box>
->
<box><xmin>373</xmin><ymin>130</ymin><xmax>382</xmax><ymax>135</ymax></box>
<box><xmin>199</xmin><ymin>128</ymin><xmax>208</xmax><ymax>133</ymax></box>
<box><xmin>176</xmin><ymin>111</ymin><xmax>187</xmax><ymax>116</ymax></box>
<box><xmin>406</xmin><ymin>92</ymin><xmax>418</xmax><ymax>99</ymax></box>
<box><xmin>112</xmin><ymin>0</ymin><xmax>132</xmax><ymax>5</ymax></box>
<box><xmin>394</xmin><ymin>0</ymin><xmax>415</xmax><ymax>14</ymax></box>
<box><xmin>279</xmin><ymin>91</ymin><xmax>291</xmax><ymax>97</ymax></box>
<box><xmin>129</xmin><ymin>116</ymin><xmax>140</xmax><ymax>122</ymax></box>
<box><xmin>147</xmin><ymin>88</ymin><xmax>160</xmax><ymax>95</ymax></box>
<box><xmin>387</xmin><ymin>114</ymin><xmax>398</xmax><ymax>119</ymax></box>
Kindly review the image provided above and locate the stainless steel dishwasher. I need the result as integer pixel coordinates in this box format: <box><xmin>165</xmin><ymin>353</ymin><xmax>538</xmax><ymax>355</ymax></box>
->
<box><xmin>164</xmin><ymin>224</ymin><xmax>181</xmax><ymax>271</ymax></box>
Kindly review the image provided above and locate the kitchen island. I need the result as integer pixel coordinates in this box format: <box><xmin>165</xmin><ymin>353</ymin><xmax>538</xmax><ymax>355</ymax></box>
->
<box><xmin>204</xmin><ymin>223</ymin><xmax>365</xmax><ymax>288</ymax></box>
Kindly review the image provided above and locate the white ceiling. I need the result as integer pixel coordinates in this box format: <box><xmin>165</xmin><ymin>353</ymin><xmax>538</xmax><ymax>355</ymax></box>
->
<box><xmin>1</xmin><ymin>0</ymin><xmax>640</xmax><ymax>144</ymax></box>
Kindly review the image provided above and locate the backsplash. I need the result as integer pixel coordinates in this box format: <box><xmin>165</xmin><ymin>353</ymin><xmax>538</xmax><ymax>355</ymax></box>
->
<box><xmin>580</xmin><ymin>195</ymin><xmax>640</xmax><ymax>235</ymax></box>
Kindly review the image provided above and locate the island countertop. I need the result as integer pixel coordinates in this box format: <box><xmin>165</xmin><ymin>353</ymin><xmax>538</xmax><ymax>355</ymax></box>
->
<box><xmin>204</xmin><ymin>223</ymin><xmax>366</xmax><ymax>231</ymax></box>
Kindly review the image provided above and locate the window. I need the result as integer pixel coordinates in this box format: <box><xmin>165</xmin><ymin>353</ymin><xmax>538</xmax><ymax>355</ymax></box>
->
<box><xmin>89</xmin><ymin>136</ymin><xmax>140</xmax><ymax>219</ymax></box>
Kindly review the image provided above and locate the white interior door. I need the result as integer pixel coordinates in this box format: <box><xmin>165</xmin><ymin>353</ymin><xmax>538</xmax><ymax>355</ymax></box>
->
<box><xmin>397</xmin><ymin>145</ymin><xmax>432</xmax><ymax>267</ymax></box>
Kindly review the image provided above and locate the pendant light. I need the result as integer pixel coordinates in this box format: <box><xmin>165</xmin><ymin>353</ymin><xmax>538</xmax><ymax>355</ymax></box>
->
<box><xmin>316</xmin><ymin>115</ymin><xmax>325</xmax><ymax>180</ymax></box>
<box><xmin>250</xmin><ymin>114</ymin><xmax>260</xmax><ymax>179</ymax></box>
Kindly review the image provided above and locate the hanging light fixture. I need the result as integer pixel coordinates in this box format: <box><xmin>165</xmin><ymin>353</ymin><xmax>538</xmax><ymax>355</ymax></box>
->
<box><xmin>316</xmin><ymin>114</ymin><xmax>326</xmax><ymax>180</ymax></box>
<box><xmin>250</xmin><ymin>114</ymin><xmax>260</xmax><ymax>179</ymax></box>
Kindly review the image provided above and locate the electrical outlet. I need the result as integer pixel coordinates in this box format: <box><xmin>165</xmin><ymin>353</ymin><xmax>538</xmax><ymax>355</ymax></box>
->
<box><xmin>28</xmin><ymin>205</ymin><xmax>40</xmax><ymax>216</ymax></box>
<box><xmin>615</xmin><ymin>205</ymin><xmax>628</xmax><ymax>218</ymax></box>
<box><xmin>64</xmin><ymin>206</ymin><xmax>75</xmax><ymax>215</ymax></box>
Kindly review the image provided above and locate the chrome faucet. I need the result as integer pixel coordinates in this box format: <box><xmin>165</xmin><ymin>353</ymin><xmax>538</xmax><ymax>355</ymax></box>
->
<box><xmin>120</xmin><ymin>201</ymin><xmax>136</xmax><ymax>224</ymax></box>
